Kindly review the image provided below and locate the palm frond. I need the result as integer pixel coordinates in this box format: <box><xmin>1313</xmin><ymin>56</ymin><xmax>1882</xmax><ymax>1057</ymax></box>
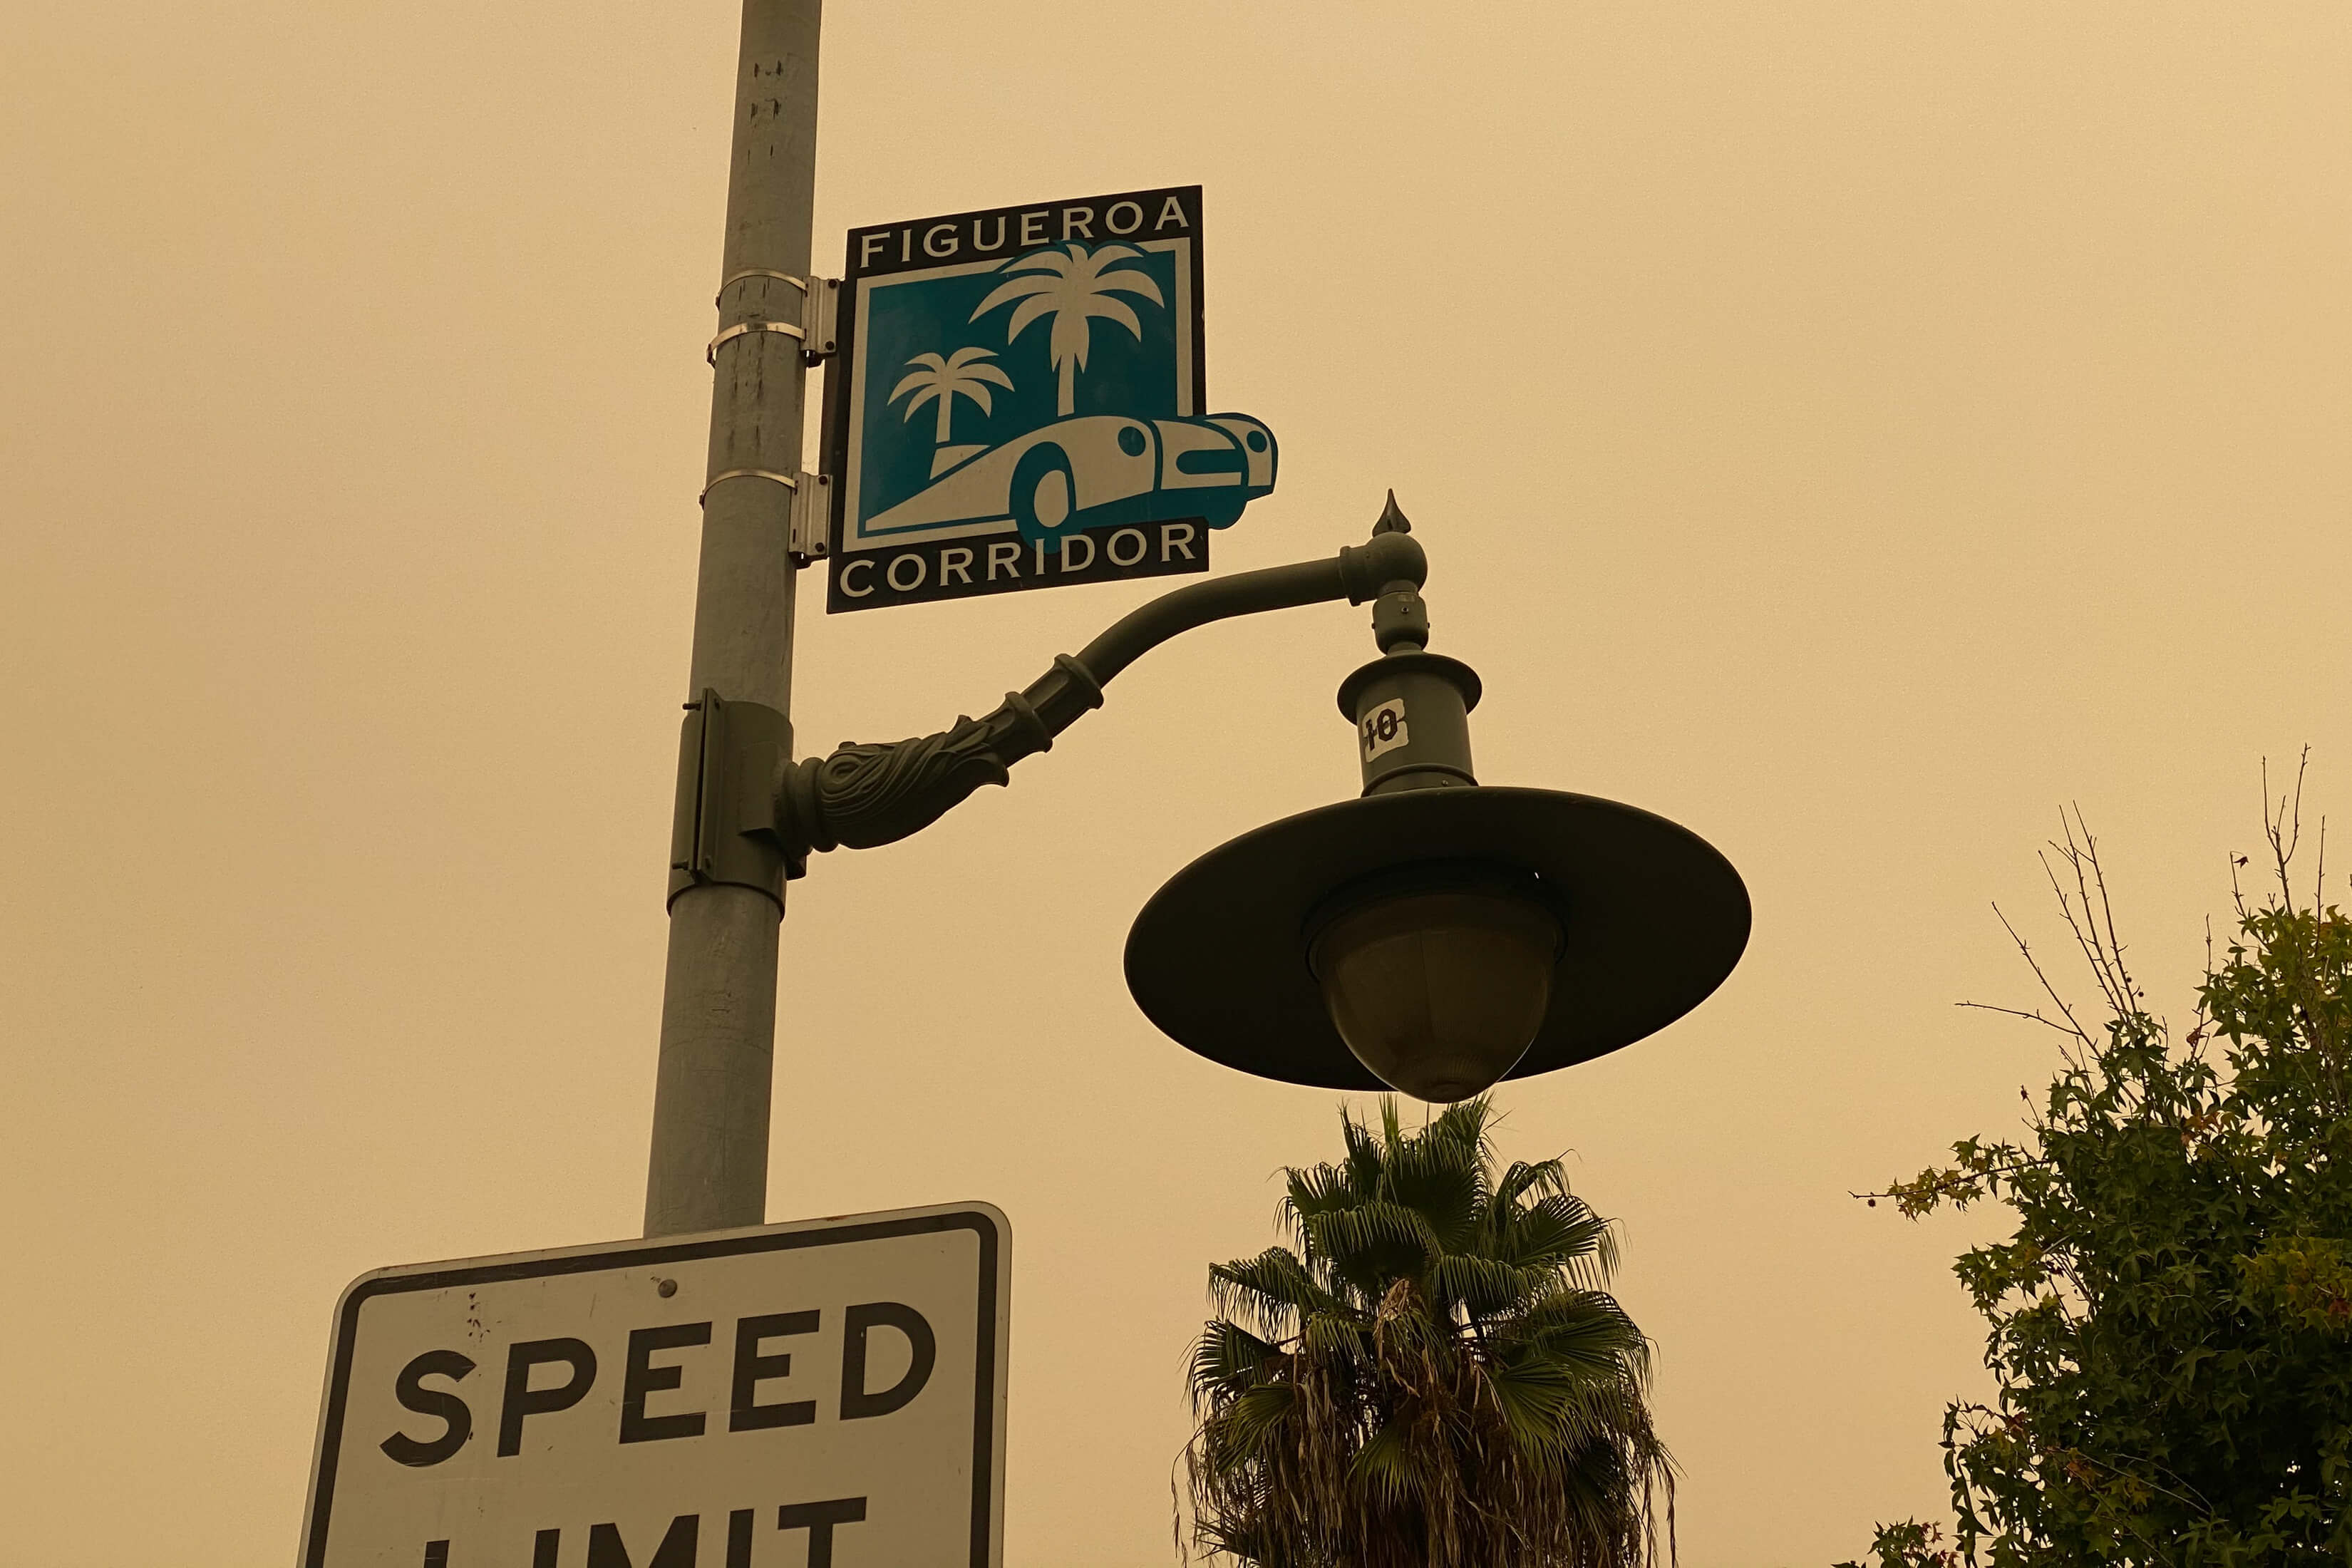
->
<box><xmin>1209</xmin><ymin>1383</ymin><xmax>1299</xmax><ymax>1466</ymax></box>
<box><xmin>1209</xmin><ymin>1248</ymin><xmax>1347</xmax><ymax>1334</ymax></box>
<box><xmin>1191</xmin><ymin>1319</ymin><xmax>1284</xmax><ymax>1399</ymax></box>
<box><xmin>1182</xmin><ymin>1096</ymin><xmax>1671</xmax><ymax>1568</ymax></box>
<box><xmin>1339</xmin><ymin>1109</ymin><xmax>1388</xmax><ymax>1194</ymax></box>
<box><xmin>1346</xmin><ymin>1414</ymin><xmax>1420</xmax><ymax>1505</ymax></box>
<box><xmin>1493</xmin><ymin>1291</ymin><xmax>1654</xmax><ymax>1387</ymax></box>
<box><xmin>1492</xmin><ymin>1194</ymin><xmax>1617</xmax><ymax>1286</ymax></box>
<box><xmin>1490</xmin><ymin>1156</ymin><xmax>1569</xmax><ymax>1212</ymax></box>
<box><xmin>1432</xmin><ymin>1252</ymin><xmax>1557</xmax><ymax>1321</ymax></box>
<box><xmin>1282</xmin><ymin>1161</ymin><xmax>1363</xmax><ymax>1223</ymax></box>
<box><xmin>1301</xmin><ymin>1199</ymin><xmax>1443</xmax><ymax>1286</ymax></box>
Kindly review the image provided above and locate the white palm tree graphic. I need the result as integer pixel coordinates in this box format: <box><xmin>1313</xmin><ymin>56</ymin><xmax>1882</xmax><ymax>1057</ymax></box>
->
<box><xmin>888</xmin><ymin>346</ymin><xmax>1015</xmax><ymax>445</ymax></box>
<box><xmin>971</xmin><ymin>244</ymin><xmax>1165</xmax><ymax>417</ymax></box>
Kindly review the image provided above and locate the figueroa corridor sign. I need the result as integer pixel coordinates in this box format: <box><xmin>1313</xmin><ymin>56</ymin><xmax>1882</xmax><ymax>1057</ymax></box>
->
<box><xmin>822</xmin><ymin>185</ymin><xmax>1279</xmax><ymax>612</ymax></box>
<box><xmin>298</xmin><ymin>1205</ymin><xmax>1010</xmax><ymax>1568</ymax></box>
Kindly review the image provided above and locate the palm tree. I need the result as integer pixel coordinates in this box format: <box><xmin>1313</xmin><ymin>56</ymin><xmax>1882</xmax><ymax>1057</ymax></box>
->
<box><xmin>1183</xmin><ymin>1098</ymin><xmax>1673</xmax><ymax>1568</ymax></box>
<box><xmin>970</xmin><ymin>242</ymin><xmax>1164</xmax><ymax>416</ymax></box>
<box><xmin>888</xmin><ymin>347</ymin><xmax>1014</xmax><ymax>467</ymax></box>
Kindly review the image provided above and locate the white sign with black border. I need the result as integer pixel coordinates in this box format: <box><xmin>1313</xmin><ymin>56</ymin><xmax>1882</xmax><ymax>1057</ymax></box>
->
<box><xmin>298</xmin><ymin>1203</ymin><xmax>1010</xmax><ymax>1568</ymax></box>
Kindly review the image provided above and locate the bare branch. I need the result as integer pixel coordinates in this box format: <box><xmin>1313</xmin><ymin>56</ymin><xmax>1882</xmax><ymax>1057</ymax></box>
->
<box><xmin>2073</xmin><ymin>805</ymin><xmax>2141</xmax><ymax>1010</ymax></box>
<box><xmin>2187</xmin><ymin>914</ymin><xmax>2217</xmax><ymax>1054</ymax></box>
<box><xmin>2264</xmin><ymin>751</ymin><xmax>2310</xmax><ymax>915</ymax></box>
<box><xmin>1956</xmin><ymin>1000</ymin><xmax>2091</xmax><ymax>1038</ymax></box>
<box><xmin>2046</xmin><ymin>813</ymin><xmax>2139</xmax><ymax>1021</ymax></box>
<box><xmin>2043</xmin><ymin>838</ymin><xmax>2118</xmax><ymax>1020</ymax></box>
<box><xmin>1991</xmin><ymin>902</ymin><xmax>2097</xmax><ymax>1073</ymax></box>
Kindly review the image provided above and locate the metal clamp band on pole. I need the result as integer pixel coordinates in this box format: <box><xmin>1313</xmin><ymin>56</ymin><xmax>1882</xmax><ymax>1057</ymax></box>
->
<box><xmin>706</xmin><ymin>319</ymin><xmax>806</xmax><ymax>363</ymax></box>
<box><xmin>715</xmin><ymin>269</ymin><xmax>807</xmax><ymax>304</ymax></box>
<box><xmin>699</xmin><ymin>468</ymin><xmax>800</xmax><ymax>506</ymax></box>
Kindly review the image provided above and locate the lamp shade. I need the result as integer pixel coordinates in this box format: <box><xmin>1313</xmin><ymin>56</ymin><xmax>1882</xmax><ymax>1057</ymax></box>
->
<box><xmin>1125</xmin><ymin>786</ymin><xmax>1750</xmax><ymax>1094</ymax></box>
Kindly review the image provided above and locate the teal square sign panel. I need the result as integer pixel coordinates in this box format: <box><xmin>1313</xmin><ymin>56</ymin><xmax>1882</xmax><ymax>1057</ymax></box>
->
<box><xmin>823</xmin><ymin>186</ymin><xmax>1277</xmax><ymax>613</ymax></box>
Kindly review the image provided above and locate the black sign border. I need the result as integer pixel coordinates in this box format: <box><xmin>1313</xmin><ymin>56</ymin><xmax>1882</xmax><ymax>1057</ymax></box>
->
<box><xmin>827</xmin><ymin>517</ymin><xmax>1212</xmax><ymax>614</ymax></box>
<box><xmin>301</xmin><ymin>1209</ymin><xmax>1006</xmax><ymax>1568</ymax></box>
<box><xmin>822</xmin><ymin>185</ymin><xmax>1208</xmax><ymax>614</ymax></box>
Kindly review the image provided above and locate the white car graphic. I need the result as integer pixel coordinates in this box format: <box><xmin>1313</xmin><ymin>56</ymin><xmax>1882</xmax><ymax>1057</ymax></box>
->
<box><xmin>862</xmin><ymin>413</ymin><xmax>1277</xmax><ymax>544</ymax></box>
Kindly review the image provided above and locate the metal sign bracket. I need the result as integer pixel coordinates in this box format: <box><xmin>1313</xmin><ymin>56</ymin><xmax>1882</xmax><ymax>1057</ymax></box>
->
<box><xmin>669</xmin><ymin>689</ymin><xmax>795</xmax><ymax>905</ymax></box>
<box><xmin>789</xmin><ymin>472</ymin><xmax>832</xmax><ymax>564</ymax></box>
<box><xmin>704</xmin><ymin>274</ymin><xmax>838</xmax><ymax>365</ymax></box>
<box><xmin>801</xmin><ymin>276</ymin><xmax>840</xmax><ymax>363</ymax></box>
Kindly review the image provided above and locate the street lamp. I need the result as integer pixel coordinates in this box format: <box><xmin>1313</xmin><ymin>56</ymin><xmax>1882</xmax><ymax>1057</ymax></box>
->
<box><xmin>1124</xmin><ymin>497</ymin><xmax>1748</xmax><ymax>1100</ymax></box>
<box><xmin>649</xmin><ymin>1</ymin><xmax>1739</xmax><ymax>1236</ymax></box>
<box><xmin>742</xmin><ymin>494</ymin><xmax>1748</xmax><ymax>1103</ymax></box>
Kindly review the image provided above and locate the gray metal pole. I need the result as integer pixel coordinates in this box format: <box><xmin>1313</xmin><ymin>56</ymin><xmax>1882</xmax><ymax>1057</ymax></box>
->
<box><xmin>644</xmin><ymin>0</ymin><xmax>821</xmax><ymax>1237</ymax></box>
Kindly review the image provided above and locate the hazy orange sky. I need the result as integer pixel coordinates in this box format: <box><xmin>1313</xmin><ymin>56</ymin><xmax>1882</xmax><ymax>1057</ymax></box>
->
<box><xmin>6</xmin><ymin>4</ymin><xmax>2351</xmax><ymax>1562</ymax></box>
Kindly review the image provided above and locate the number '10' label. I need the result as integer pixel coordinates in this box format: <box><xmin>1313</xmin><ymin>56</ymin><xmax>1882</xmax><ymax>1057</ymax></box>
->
<box><xmin>1361</xmin><ymin>699</ymin><xmax>1409</xmax><ymax>762</ymax></box>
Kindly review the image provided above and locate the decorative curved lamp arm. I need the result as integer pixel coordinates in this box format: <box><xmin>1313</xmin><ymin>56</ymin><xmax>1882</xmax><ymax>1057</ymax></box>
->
<box><xmin>775</xmin><ymin>522</ymin><xmax>1428</xmax><ymax>870</ymax></box>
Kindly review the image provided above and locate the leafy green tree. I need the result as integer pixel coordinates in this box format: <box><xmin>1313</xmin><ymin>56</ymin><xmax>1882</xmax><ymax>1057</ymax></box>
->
<box><xmin>1853</xmin><ymin>778</ymin><xmax>2352</xmax><ymax>1564</ymax></box>
<box><xmin>1182</xmin><ymin>1098</ymin><xmax>1672</xmax><ymax>1568</ymax></box>
<box><xmin>1835</xmin><ymin>1519</ymin><xmax>1958</xmax><ymax>1568</ymax></box>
